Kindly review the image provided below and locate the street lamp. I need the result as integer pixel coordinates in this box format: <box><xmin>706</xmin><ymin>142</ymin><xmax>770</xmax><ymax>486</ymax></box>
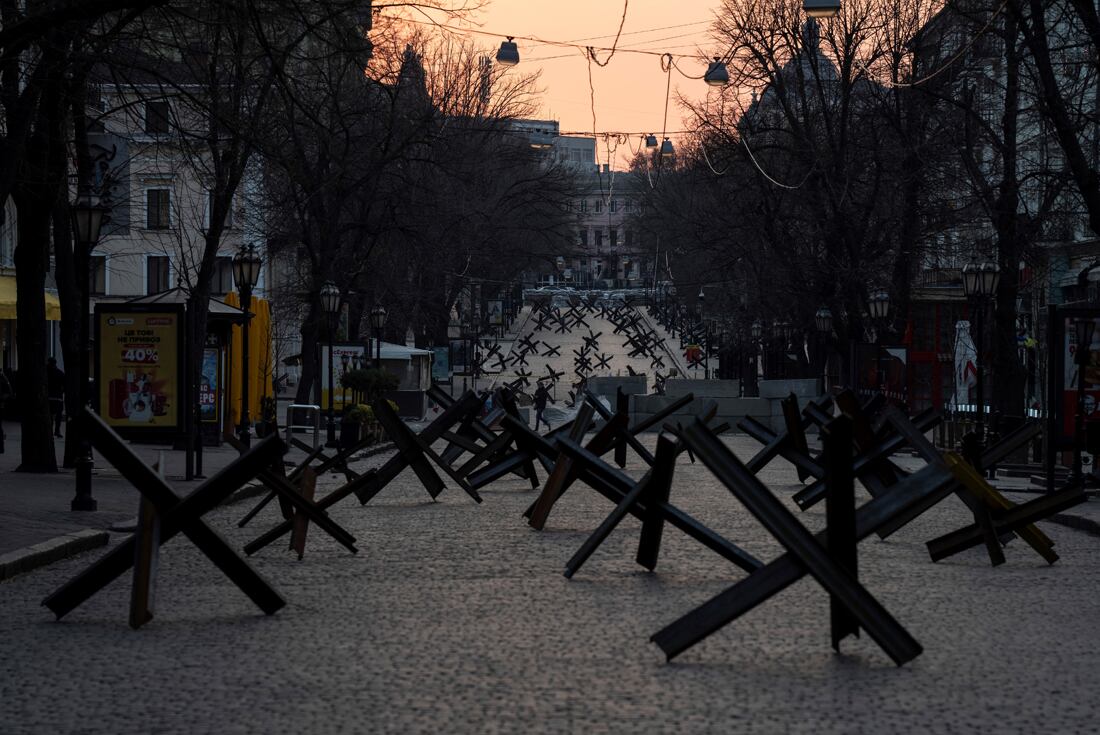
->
<box><xmin>961</xmin><ymin>257</ymin><xmax>1000</xmax><ymax>441</ymax></box>
<box><xmin>816</xmin><ymin>306</ymin><xmax>833</xmax><ymax>391</ymax></box>
<box><xmin>496</xmin><ymin>37</ymin><xmax>519</xmax><ymax>66</ymax></box>
<box><xmin>69</xmin><ymin>193</ymin><xmax>109</xmax><ymax>511</ymax></box>
<box><xmin>320</xmin><ymin>280</ymin><xmax>341</xmax><ymax>448</ymax></box>
<box><xmin>704</xmin><ymin>57</ymin><xmax>730</xmax><ymax>87</ymax></box>
<box><xmin>869</xmin><ymin>289</ymin><xmax>890</xmax><ymax>394</ymax></box>
<box><xmin>232</xmin><ymin>243</ymin><xmax>262</xmax><ymax>449</ymax></box>
<box><xmin>370</xmin><ymin>304</ymin><xmax>387</xmax><ymax>370</ymax></box>
<box><xmin>804</xmin><ymin>0</ymin><xmax>841</xmax><ymax>18</ymax></box>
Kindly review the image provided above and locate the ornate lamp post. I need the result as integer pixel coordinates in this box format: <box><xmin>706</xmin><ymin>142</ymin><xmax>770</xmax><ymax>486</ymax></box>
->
<box><xmin>815</xmin><ymin>306</ymin><xmax>833</xmax><ymax>391</ymax></box>
<box><xmin>69</xmin><ymin>194</ymin><xmax>109</xmax><ymax>511</ymax></box>
<box><xmin>749</xmin><ymin>319</ymin><xmax>763</xmax><ymax>395</ymax></box>
<box><xmin>320</xmin><ymin>280</ymin><xmax>341</xmax><ymax>448</ymax></box>
<box><xmin>232</xmin><ymin>244</ymin><xmax>262</xmax><ymax>449</ymax></box>
<box><xmin>961</xmin><ymin>257</ymin><xmax>1000</xmax><ymax>440</ymax></box>
<box><xmin>370</xmin><ymin>304</ymin><xmax>387</xmax><ymax>370</ymax></box>
<box><xmin>868</xmin><ymin>290</ymin><xmax>890</xmax><ymax>394</ymax></box>
<box><xmin>772</xmin><ymin>319</ymin><xmax>791</xmax><ymax>379</ymax></box>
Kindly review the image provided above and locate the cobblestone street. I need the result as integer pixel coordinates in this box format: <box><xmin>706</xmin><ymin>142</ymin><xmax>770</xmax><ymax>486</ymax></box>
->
<box><xmin>2</xmin><ymin>434</ymin><xmax>1098</xmax><ymax>733</ymax></box>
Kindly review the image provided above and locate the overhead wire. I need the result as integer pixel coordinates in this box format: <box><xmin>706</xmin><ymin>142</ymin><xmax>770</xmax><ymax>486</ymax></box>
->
<box><xmin>384</xmin><ymin>13</ymin><xmax>713</xmax><ymax>61</ymax></box>
<box><xmin>536</xmin><ymin>19</ymin><xmax>711</xmax><ymax>47</ymax></box>
<box><xmin>587</xmin><ymin>0</ymin><xmax>630</xmax><ymax>67</ymax></box>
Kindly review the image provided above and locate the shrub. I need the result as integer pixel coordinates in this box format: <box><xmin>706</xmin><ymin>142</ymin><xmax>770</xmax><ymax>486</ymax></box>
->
<box><xmin>340</xmin><ymin>368</ymin><xmax>399</xmax><ymax>403</ymax></box>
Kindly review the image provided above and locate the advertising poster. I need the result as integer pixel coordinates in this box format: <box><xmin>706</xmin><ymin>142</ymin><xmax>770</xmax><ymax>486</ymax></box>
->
<box><xmin>432</xmin><ymin>346</ymin><xmax>450</xmax><ymax>382</ymax></box>
<box><xmin>199</xmin><ymin>347</ymin><xmax>220</xmax><ymax>423</ymax></box>
<box><xmin>321</xmin><ymin>344</ymin><xmax>366</xmax><ymax>411</ymax></box>
<box><xmin>1062</xmin><ymin>316</ymin><xmax>1100</xmax><ymax>437</ymax></box>
<box><xmin>487</xmin><ymin>299</ymin><xmax>504</xmax><ymax>326</ymax></box>
<box><xmin>96</xmin><ymin>306</ymin><xmax>182</xmax><ymax>433</ymax></box>
<box><xmin>450</xmin><ymin>338</ymin><xmax>470</xmax><ymax>375</ymax></box>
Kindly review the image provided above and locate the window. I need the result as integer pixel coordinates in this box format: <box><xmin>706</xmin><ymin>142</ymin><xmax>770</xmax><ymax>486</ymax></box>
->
<box><xmin>144</xmin><ymin>100</ymin><xmax>171</xmax><ymax>134</ymax></box>
<box><xmin>579</xmin><ymin>229</ymin><xmax>587</xmax><ymax>247</ymax></box>
<box><xmin>579</xmin><ymin>199</ymin><xmax>588</xmax><ymax>213</ymax></box>
<box><xmin>146</xmin><ymin>256</ymin><xmax>171</xmax><ymax>294</ymax></box>
<box><xmin>212</xmin><ymin>256</ymin><xmax>234</xmax><ymax>295</ymax></box>
<box><xmin>610</xmin><ymin>229</ymin><xmax>618</xmax><ymax>248</ymax></box>
<box><xmin>89</xmin><ymin>256</ymin><xmax>107</xmax><ymax>296</ymax></box>
<box><xmin>146</xmin><ymin>189</ymin><xmax>171</xmax><ymax>229</ymax></box>
<box><xmin>626</xmin><ymin>230</ymin><xmax>634</xmax><ymax>248</ymax></box>
<box><xmin>610</xmin><ymin>200</ymin><xmax>618</xmax><ymax>213</ymax></box>
<box><xmin>595</xmin><ymin>199</ymin><xmax>603</xmax><ymax>213</ymax></box>
<box><xmin>595</xmin><ymin>231</ymin><xmax>604</xmax><ymax>249</ymax></box>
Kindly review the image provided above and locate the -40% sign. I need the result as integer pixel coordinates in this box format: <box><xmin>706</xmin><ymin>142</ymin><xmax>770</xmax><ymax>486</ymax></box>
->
<box><xmin>121</xmin><ymin>347</ymin><xmax>159</xmax><ymax>364</ymax></box>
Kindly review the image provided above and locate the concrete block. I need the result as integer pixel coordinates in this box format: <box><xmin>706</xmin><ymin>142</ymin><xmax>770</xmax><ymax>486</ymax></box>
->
<box><xmin>586</xmin><ymin>375</ymin><xmax>647</xmax><ymax>397</ymax></box>
<box><xmin>758</xmin><ymin>379</ymin><xmax>822</xmax><ymax>399</ymax></box>
<box><xmin>713</xmin><ymin>397</ymin><xmax>771</xmax><ymax>417</ymax></box>
<box><xmin>664</xmin><ymin>379</ymin><xmax>740</xmax><ymax>399</ymax></box>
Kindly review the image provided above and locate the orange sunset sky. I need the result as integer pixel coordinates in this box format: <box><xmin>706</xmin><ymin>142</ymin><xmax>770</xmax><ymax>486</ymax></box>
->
<box><xmin>398</xmin><ymin>1</ymin><xmax>729</xmax><ymax>168</ymax></box>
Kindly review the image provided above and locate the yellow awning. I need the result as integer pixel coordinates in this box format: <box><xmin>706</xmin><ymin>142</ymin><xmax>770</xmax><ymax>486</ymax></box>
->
<box><xmin>0</xmin><ymin>275</ymin><xmax>61</xmax><ymax>321</ymax></box>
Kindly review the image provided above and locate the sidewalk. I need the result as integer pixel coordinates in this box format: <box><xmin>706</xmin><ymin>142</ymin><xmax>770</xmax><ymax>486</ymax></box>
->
<box><xmin>0</xmin><ymin>419</ymin><xmax>258</xmax><ymax>559</ymax></box>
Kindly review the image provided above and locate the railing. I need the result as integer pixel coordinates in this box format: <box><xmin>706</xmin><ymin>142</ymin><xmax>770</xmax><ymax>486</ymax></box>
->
<box><xmin>285</xmin><ymin>404</ymin><xmax>322</xmax><ymax>450</ymax></box>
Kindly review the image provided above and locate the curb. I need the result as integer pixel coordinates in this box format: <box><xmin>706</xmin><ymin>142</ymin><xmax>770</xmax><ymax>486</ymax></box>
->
<box><xmin>0</xmin><ymin>529</ymin><xmax>110</xmax><ymax>582</ymax></box>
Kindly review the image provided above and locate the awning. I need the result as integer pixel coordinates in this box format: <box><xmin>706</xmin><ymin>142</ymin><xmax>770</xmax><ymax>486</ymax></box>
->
<box><xmin>126</xmin><ymin>286</ymin><xmax>247</xmax><ymax>323</ymax></box>
<box><xmin>0</xmin><ymin>275</ymin><xmax>62</xmax><ymax>321</ymax></box>
<box><xmin>369</xmin><ymin>338</ymin><xmax>432</xmax><ymax>361</ymax></box>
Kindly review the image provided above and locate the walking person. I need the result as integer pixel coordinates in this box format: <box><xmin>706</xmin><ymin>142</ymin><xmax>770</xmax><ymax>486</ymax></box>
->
<box><xmin>47</xmin><ymin>357</ymin><xmax>65</xmax><ymax>438</ymax></box>
<box><xmin>533</xmin><ymin>381</ymin><xmax>554</xmax><ymax>432</ymax></box>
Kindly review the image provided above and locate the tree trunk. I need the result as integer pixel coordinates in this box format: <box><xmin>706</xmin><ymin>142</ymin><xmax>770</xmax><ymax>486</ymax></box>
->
<box><xmin>295</xmin><ymin>299</ymin><xmax>321</xmax><ymax>405</ymax></box>
<box><xmin>11</xmin><ymin>57</ymin><xmax>66</xmax><ymax>473</ymax></box>
<box><xmin>991</xmin><ymin>11</ymin><xmax>1026</xmax><ymax>421</ymax></box>
<box><xmin>13</xmin><ymin>189</ymin><xmax>58</xmax><ymax>472</ymax></box>
<box><xmin>52</xmin><ymin>199</ymin><xmax>83</xmax><ymax>468</ymax></box>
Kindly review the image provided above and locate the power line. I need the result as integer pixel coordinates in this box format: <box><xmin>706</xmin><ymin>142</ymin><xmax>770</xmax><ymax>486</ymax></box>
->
<box><xmin>540</xmin><ymin>19</ymin><xmax>711</xmax><ymax>47</ymax></box>
<box><xmin>380</xmin><ymin>13</ymin><xmax>714</xmax><ymax>61</ymax></box>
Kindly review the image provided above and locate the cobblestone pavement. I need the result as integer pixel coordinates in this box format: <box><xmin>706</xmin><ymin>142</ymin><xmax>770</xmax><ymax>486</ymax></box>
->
<box><xmin>2</xmin><ymin>434</ymin><xmax>1099</xmax><ymax>734</ymax></box>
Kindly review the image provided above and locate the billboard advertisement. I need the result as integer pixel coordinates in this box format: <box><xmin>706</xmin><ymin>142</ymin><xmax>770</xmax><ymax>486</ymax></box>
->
<box><xmin>199</xmin><ymin>347</ymin><xmax>220</xmax><ymax>423</ymax></box>
<box><xmin>432</xmin><ymin>346</ymin><xmax>450</xmax><ymax>382</ymax></box>
<box><xmin>487</xmin><ymin>299</ymin><xmax>504</xmax><ymax>326</ymax></box>
<box><xmin>320</xmin><ymin>344</ymin><xmax>366</xmax><ymax>411</ymax></box>
<box><xmin>95</xmin><ymin>304</ymin><xmax>184</xmax><ymax>436</ymax></box>
<box><xmin>1062</xmin><ymin>315</ymin><xmax>1100</xmax><ymax>437</ymax></box>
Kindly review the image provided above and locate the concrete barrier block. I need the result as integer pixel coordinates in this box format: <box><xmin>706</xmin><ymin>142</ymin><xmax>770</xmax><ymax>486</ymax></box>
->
<box><xmin>587</xmin><ymin>375</ymin><xmax>647</xmax><ymax>397</ymax></box>
<box><xmin>665</xmin><ymin>379</ymin><xmax>740</xmax><ymax>399</ymax></box>
<box><xmin>758</xmin><ymin>379</ymin><xmax>822</xmax><ymax>399</ymax></box>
